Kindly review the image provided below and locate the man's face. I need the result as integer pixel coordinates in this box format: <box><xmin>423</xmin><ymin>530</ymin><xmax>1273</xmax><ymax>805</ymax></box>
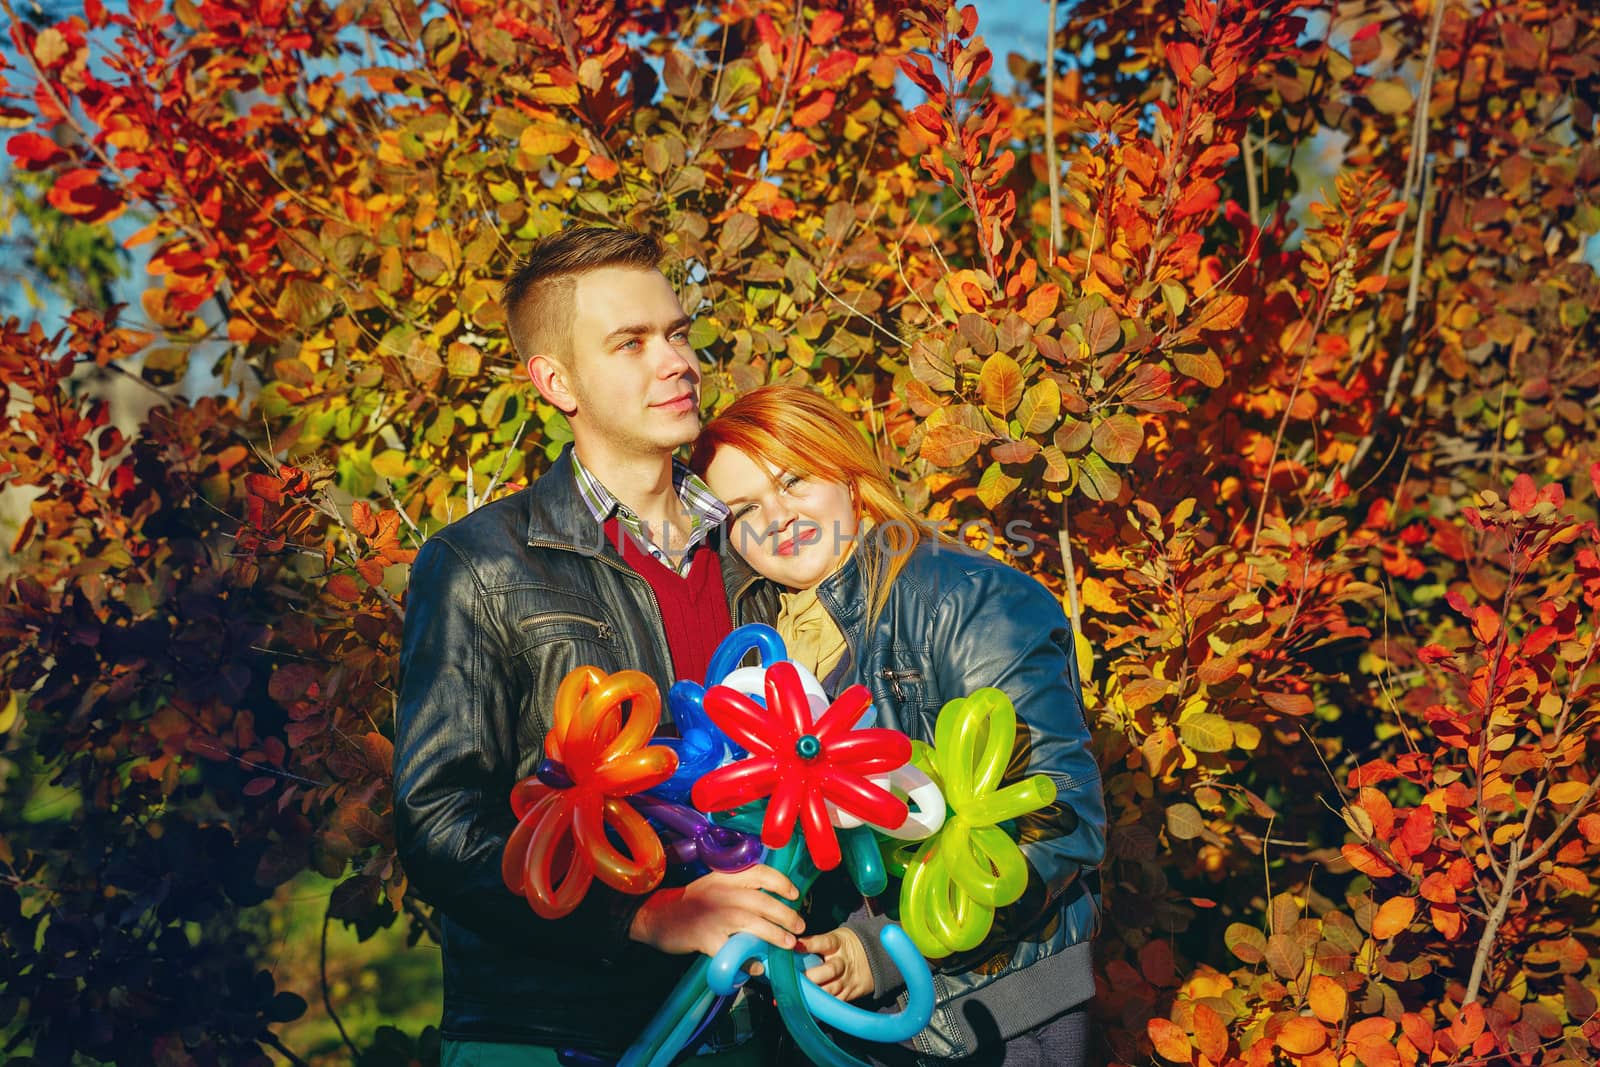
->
<box><xmin>556</xmin><ymin>267</ymin><xmax>701</xmax><ymax>458</ymax></box>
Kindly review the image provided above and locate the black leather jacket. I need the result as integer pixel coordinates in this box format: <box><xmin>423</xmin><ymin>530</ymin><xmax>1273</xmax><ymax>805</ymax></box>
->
<box><xmin>392</xmin><ymin>447</ymin><xmax>777</xmax><ymax>1050</ymax></box>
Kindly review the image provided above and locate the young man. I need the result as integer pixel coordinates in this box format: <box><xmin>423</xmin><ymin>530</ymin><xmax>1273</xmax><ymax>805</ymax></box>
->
<box><xmin>393</xmin><ymin>228</ymin><xmax>796</xmax><ymax>1066</ymax></box>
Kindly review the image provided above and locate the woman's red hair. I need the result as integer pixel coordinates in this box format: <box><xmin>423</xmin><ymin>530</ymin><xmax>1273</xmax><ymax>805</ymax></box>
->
<box><xmin>691</xmin><ymin>385</ymin><xmax>948</xmax><ymax>622</ymax></box>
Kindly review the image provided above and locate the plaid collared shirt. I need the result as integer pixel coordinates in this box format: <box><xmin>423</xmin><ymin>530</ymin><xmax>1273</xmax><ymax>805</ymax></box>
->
<box><xmin>571</xmin><ymin>450</ymin><xmax>729</xmax><ymax>577</ymax></box>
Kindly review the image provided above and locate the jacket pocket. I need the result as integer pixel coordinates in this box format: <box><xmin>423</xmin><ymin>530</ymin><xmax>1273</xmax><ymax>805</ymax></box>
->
<box><xmin>512</xmin><ymin>611</ymin><xmax>623</xmax><ymax>759</ymax></box>
<box><xmin>514</xmin><ymin>611</ymin><xmax>619</xmax><ymax>652</ymax></box>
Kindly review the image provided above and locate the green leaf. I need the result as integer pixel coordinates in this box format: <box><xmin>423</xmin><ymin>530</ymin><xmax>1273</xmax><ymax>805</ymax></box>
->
<box><xmin>688</xmin><ymin>317</ymin><xmax>719</xmax><ymax>350</ymax></box>
<box><xmin>976</xmin><ymin>463</ymin><xmax>1022</xmax><ymax>509</ymax></box>
<box><xmin>1077</xmin><ymin>451</ymin><xmax>1121</xmax><ymax>501</ymax></box>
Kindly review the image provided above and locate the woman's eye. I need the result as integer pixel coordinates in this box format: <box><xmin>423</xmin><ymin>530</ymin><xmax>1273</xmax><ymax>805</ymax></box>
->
<box><xmin>732</xmin><ymin>504</ymin><xmax>757</xmax><ymax>520</ymax></box>
<box><xmin>781</xmin><ymin>474</ymin><xmax>802</xmax><ymax>493</ymax></box>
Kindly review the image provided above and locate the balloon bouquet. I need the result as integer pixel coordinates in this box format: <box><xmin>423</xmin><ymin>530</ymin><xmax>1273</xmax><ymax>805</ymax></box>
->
<box><xmin>501</xmin><ymin>626</ymin><xmax>1059</xmax><ymax>1067</ymax></box>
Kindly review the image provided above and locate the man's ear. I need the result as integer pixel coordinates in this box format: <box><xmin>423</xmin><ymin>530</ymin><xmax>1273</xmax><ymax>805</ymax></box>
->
<box><xmin>527</xmin><ymin>353</ymin><xmax>577</xmax><ymax>415</ymax></box>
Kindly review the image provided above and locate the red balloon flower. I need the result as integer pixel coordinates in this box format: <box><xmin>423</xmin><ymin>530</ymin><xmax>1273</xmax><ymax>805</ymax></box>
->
<box><xmin>502</xmin><ymin>666</ymin><xmax>678</xmax><ymax>919</ymax></box>
<box><xmin>691</xmin><ymin>661</ymin><xmax>910</xmax><ymax>870</ymax></box>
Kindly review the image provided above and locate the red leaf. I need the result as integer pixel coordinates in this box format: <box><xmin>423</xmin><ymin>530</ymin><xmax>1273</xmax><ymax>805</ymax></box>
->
<box><xmin>899</xmin><ymin>54</ymin><xmax>944</xmax><ymax>98</ymax></box>
<box><xmin>45</xmin><ymin>168</ymin><xmax>124</xmax><ymax>223</ymax></box>
<box><xmin>6</xmin><ymin>131</ymin><xmax>69</xmax><ymax>170</ymax></box>
<box><xmin>326</xmin><ymin>574</ymin><xmax>362</xmax><ymax>602</ymax></box>
<box><xmin>813</xmin><ymin>50</ymin><xmax>857</xmax><ymax>84</ymax></box>
<box><xmin>244</xmin><ymin>776</ymin><xmax>277</xmax><ymax>797</ymax></box>
<box><xmin>1168</xmin><ymin>41</ymin><xmax>1202</xmax><ymax>85</ymax></box>
<box><xmin>1508</xmin><ymin>473</ymin><xmax>1537</xmax><ymax>514</ymax></box>
<box><xmin>1172</xmin><ymin>180</ymin><xmax>1221</xmax><ymax>219</ymax></box>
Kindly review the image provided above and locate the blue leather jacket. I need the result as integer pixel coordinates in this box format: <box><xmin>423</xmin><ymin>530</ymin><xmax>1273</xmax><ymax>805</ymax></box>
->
<box><xmin>815</xmin><ymin>533</ymin><xmax>1106</xmax><ymax>1060</ymax></box>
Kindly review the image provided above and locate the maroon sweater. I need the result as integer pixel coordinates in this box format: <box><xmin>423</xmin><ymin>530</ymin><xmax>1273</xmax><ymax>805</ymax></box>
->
<box><xmin>604</xmin><ymin>517</ymin><xmax>732</xmax><ymax>685</ymax></box>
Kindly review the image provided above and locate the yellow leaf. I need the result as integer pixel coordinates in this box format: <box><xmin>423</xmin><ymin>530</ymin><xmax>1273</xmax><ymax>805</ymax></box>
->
<box><xmin>1548</xmin><ymin>780</ymin><xmax>1589</xmax><ymax>805</ymax></box>
<box><xmin>1368</xmin><ymin>79</ymin><xmax>1414</xmax><ymax>115</ymax></box>
<box><xmin>0</xmin><ymin>691</ymin><xmax>18</xmax><ymax>734</ymax></box>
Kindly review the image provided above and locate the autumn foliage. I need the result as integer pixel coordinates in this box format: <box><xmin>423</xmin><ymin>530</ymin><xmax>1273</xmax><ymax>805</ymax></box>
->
<box><xmin>1</xmin><ymin>0</ymin><xmax>1598</xmax><ymax>1064</ymax></box>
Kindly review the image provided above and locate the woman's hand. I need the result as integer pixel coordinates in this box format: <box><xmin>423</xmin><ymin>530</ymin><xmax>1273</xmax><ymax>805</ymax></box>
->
<box><xmin>799</xmin><ymin>926</ymin><xmax>873</xmax><ymax>1001</ymax></box>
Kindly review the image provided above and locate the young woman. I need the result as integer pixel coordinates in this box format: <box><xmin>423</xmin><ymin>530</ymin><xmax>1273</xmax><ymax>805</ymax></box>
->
<box><xmin>691</xmin><ymin>385</ymin><xmax>1105</xmax><ymax>1066</ymax></box>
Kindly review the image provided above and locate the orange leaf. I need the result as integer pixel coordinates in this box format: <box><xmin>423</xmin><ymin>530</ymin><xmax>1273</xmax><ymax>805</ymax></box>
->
<box><xmin>1193</xmin><ymin>1003</ymin><xmax>1228</xmax><ymax>1062</ymax></box>
<box><xmin>1347</xmin><ymin>1019</ymin><xmax>1396</xmax><ymax>1045</ymax></box>
<box><xmin>791</xmin><ymin>89</ymin><xmax>836</xmax><ymax>128</ymax></box>
<box><xmin>1148</xmin><ymin>1018</ymin><xmax>1193</xmax><ymax>1063</ymax></box>
<box><xmin>326</xmin><ymin>574</ymin><xmax>363</xmax><ymax>602</ymax></box>
<box><xmin>1277</xmin><ymin>1017</ymin><xmax>1328</xmax><ymax>1056</ymax></box>
<box><xmin>1194</xmin><ymin>293</ymin><xmax>1247</xmax><ymax>333</ymax></box>
<box><xmin>809</xmin><ymin>9</ymin><xmax>844</xmax><ymax>45</ymax></box>
<box><xmin>1168</xmin><ymin>41</ymin><xmax>1201</xmax><ymax>84</ymax></box>
<box><xmin>1020</xmin><ymin>284</ymin><xmax>1060</xmax><ymax>325</ymax></box>
<box><xmin>1307</xmin><ymin>975</ymin><xmax>1347</xmax><ymax>1024</ymax></box>
<box><xmin>1450</xmin><ymin>1002</ymin><xmax>1484</xmax><ymax>1046</ymax></box>
<box><xmin>1342</xmin><ymin>843</ymin><xmax>1397</xmax><ymax>877</ymax></box>
<box><xmin>1371</xmin><ymin>896</ymin><xmax>1415</xmax><ymax>939</ymax></box>
<box><xmin>1353</xmin><ymin>1039</ymin><xmax>1401</xmax><ymax>1067</ymax></box>
<box><xmin>586</xmin><ymin>154</ymin><xmax>618</xmax><ymax>181</ymax></box>
<box><xmin>920</xmin><ymin>423</ymin><xmax>985</xmax><ymax>467</ymax></box>
<box><xmin>1470</xmin><ymin>604</ymin><xmax>1500</xmax><ymax>645</ymax></box>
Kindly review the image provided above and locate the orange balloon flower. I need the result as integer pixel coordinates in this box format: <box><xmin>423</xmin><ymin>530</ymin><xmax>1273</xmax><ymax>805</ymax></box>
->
<box><xmin>501</xmin><ymin>666</ymin><xmax>678</xmax><ymax>919</ymax></box>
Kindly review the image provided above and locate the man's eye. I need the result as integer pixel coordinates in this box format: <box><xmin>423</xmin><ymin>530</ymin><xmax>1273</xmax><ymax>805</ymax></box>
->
<box><xmin>670</xmin><ymin>330</ymin><xmax>690</xmax><ymax>343</ymax></box>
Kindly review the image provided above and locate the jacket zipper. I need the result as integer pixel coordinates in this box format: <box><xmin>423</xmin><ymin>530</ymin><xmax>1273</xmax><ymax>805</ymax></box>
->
<box><xmin>879</xmin><ymin>668</ymin><xmax>922</xmax><ymax>701</ymax></box>
<box><xmin>518</xmin><ymin>612</ymin><xmax>615</xmax><ymax>642</ymax></box>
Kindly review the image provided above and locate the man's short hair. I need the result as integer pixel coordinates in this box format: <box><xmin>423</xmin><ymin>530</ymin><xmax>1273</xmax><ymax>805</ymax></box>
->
<box><xmin>502</xmin><ymin>227</ymin><xmax>664</xmax><ymax>363</ymax></box>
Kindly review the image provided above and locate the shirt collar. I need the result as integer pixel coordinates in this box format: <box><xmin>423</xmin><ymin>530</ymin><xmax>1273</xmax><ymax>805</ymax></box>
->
<box><xmin>569</xmin><ymin>450</ymin><xmax>729</xmax><ymax>529</ymax></box>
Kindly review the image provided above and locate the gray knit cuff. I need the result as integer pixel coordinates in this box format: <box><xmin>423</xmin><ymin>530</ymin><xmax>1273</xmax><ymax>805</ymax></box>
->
<box><xmin>842</xmin><ymin>910</ymin><xmax>904</xmax><ymax>1000</ymax></box>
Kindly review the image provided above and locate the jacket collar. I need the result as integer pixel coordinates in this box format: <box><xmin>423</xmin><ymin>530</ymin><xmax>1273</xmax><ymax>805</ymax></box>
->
<box><xmin>523</xmin><ymin>444</ymin><xmax>768</xmax><ymax>606</ymax></box>
<box><xmin>814</xmin><ymin>527</ymin><xmax>884</xmax><ymax>636</ymax></box>
<box><xmin>524</xmin><ymin>444</ymin><xmax>607</xmax><ymax>554</ymax></box>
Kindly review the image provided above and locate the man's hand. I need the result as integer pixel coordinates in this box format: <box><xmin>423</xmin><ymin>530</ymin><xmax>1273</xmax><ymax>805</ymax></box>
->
<box><xmin>629</xmin><ymin>865</ymin><xmax>804</xmax><ymax>957</ymax></box>
<box><xmin>799</xmin><ymin>926</ymin><xmax>872</xmax><ymax>1001</ymax></box>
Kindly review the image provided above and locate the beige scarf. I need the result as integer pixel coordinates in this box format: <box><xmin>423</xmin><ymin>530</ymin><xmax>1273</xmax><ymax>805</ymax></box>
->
<box><xmin>775</xmin><ymin>585</ymin><xmax>848</xmax><ymax>684</ymax></box>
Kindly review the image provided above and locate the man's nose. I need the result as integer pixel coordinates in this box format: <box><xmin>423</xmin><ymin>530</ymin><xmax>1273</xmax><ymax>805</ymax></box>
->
<box><xmin>657</xmin><ymin>337</ymin><xmax>696</xmax><ymax>379</ymax></box>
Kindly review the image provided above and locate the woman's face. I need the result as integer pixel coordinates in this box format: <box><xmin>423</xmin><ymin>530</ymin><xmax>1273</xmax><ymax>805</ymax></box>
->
<box><xmin>703</xmin><ymin>446</ymin><xmax>859</xmax><ymax>590</ymax></box>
